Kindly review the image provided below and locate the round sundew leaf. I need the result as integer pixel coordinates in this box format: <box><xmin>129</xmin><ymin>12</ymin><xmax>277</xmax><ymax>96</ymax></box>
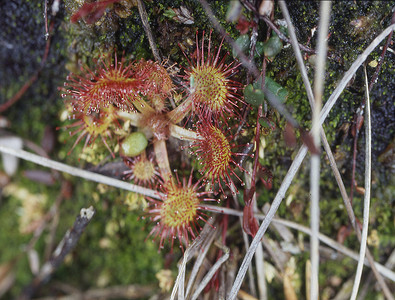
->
<box><xmin>253</xmin><ymin>76</ymin><xmax>289</xmax><ymax>103</ymax></box>
<box><xmin>262</xmin><ymin>36</ymin><xmax>283</xmax><ymax>58</ymax></box>
<box><xmin>233</xmin><ymin>34</ymin><xmax>250</xmax><ymax>58</ymax></box>
<box><xmin>121</xmin><ymin>132</ymin><xmax>148</xmax><ymax>157</ymax></box>
<box><xmin>244</xmin><ymin>84</ymin><xmax>265</xmax><ymax>106</ymax></box>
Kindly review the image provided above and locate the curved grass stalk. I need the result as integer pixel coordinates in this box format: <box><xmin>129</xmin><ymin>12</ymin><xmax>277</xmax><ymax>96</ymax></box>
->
<box><xmin>0</xmin><ymin>145</ymin><xmax>162</xmax><ymax>199</ymax></box>
<box><xmin>227</xmin><ymin>23</ymin><xmax>395</xmax><ymax>300</ymax></box>
<box><xmin>350</xmin><ymin>66</ymin><xmax>373</xmax><ymax>300</ymax></box>
<box><xmin>280</xmin><ymin>0</ymin><xmax>393</xmax><ymax>295</ymax></box>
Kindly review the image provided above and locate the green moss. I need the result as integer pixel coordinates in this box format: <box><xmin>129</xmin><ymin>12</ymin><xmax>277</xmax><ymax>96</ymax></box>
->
<box><xmin>1</xmin><ymin>1</ymin><xmax>394</xmax><ymax>298</ymax></box>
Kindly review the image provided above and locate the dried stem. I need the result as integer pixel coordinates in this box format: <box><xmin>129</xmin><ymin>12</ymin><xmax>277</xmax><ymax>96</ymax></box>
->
<box><xmin>202</xmin><ymin>205</ymin><xmax>395</xmax><ymax>282</ymax></box>
<box><xmin>19</xmin><ymin>207</ymin><xmax>96</xmax><ymax>300</ymax></box>
<box><xmin>136</xmin><ymin>0</ymin><xmax>161</xmax><ymax>62</ymax></box>
<box><xmin>350</xmin><ymin>66</ymin><xmax>373</xmax><ymax>300</ymax></box>
<box><xmin>190</xmin><ymin>242</ymin><xmax>229</xmax><ymax>300</ymax></box>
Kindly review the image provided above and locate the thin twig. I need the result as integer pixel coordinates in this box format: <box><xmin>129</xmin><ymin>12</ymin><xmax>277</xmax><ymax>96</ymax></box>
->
<box><xmin>19</xmin><ymin>207</ymin><xmax>96</xmax><ymax>300</ymax></box>
<box><xmin>0</xmin><ymin>145</ymin><xmax>162</xmax><ymax>199</ymax></box>
<box><xmin>350</xmin><ymin>66</ymin><xmax>373</xmax><ymax>300</ymax></box>
<box><xmin>136</xmin><ymin>0</ymin><xmax>161</xmax><ymax>62</ymax></box>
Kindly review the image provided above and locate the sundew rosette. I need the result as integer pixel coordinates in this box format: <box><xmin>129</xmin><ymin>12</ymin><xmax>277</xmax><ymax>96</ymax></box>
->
<box><xmin>146</xmin><ymin>173</ymin><xmax>213</xmax><ymax>251</ymax></box>
<box><xmin>182</xmin><ymin>31</ymin><xmax>242</xmax><ymax>122</ymax></box>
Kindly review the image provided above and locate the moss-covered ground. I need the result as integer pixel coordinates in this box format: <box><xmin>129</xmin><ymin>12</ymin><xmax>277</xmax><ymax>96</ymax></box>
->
<box><xmin>0</xmin><ymin>0</ymin><xmax>393</xmax><ymax>298</ymax></box>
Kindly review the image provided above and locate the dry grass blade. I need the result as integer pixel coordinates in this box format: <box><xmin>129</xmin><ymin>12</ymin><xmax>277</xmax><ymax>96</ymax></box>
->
<box><xmin>227</xmin><ymin>23</ymin><xmax>395</xmax><ymax>300</ymax></box>
<box><xmin>350</xmin><ymin>66</ymin><xmax>373</xmax><ymax>300</ymax></box>
<box><xmin>204</xmin><ymin>205</ymin><xmax>395</xmax><ymax>282</ymax></box>
<box><xmin>190</xmin><ymin>242</ymin><xmax>229</xmax><ymax>300</ymax></box>
<box><xmin>184</xmin><ymin>225</ymin><xmax>218</xmax><ymax>299</ymax></box>
<box><xmin>310</xmin><ymin>2</ymin><xmax>331</xmax><ymax>299</ymax></box>
<box><xmin>321</xmin><ymin>130</ymin><xmax>394</xmax><ymax>298</ymax></box>
<box><xmin>170</xmin><ymin>220</ymin><xmax>216</xmax><ymax>300</ymax></box>
<box><xmin>0</xmin><ymin>145</ymin><xmax>162</xmax><ymax>199</ymax></box>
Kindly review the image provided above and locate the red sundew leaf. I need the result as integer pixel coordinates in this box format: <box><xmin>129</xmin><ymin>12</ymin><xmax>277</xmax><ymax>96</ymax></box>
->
<box><xmin>299</xmin><ymin>129</ymin><xmax>320</xmax><ymax>155</ymax></box>
<box><xmin>258</xmin><ymin>165</ymin><xmax>273</xmax><ymax>190</ymax></box>
<box><xmin>242</xmin><ymin>201</ymin><xmax>259</xmax><ymax>238</ymax></box>
<box><xmin>236</xmin><ymin>17</ymin><xmax>257</xmax><ymax>35</ymax></box>
<box><xmin>337</xmin><ymin>225</ymin><xmax>352</xmax><ymax>244</ymax></box>
<box><xmin>70</xmin><ymin>0</ymin><xmax>120</xmax><ymax>24</ymax></box>
<box><xmin>284</xmin><ymin>121</ymin><xmax>296</xmax><ymax>148</ymax></box>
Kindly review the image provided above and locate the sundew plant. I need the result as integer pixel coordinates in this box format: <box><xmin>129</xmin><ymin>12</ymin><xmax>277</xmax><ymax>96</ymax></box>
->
<box><xmin>0</xmin><ymin>0</ymin><xmax>394</xmax><ymax>299</ymax></box>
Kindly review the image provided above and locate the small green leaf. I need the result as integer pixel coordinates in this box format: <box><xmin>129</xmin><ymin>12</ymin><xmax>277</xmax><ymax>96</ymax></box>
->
<box><xmin>121</xmin><ymin>132</ymin><xmax>148</xmax><ymax>157</ymax></box>
<box><xmin>233</xmin><ymin>35</ymin><xmax>250</xmax><ymax>58</ymax></box>
<box><xmin>163</xmin><ymin>9</ymin><xmax>177</xmax><ymax>19</ymax></box>
<box><xmin>262</xmin><ymin>36</ymin><xmax>283</xmax><ymax>58</ymax></box>
<box><xmin>262</xmin><ymin>76</ymin><xmax>288</xmax><ymax>102</ymax></box>
<box><xmin>253</xmin><ymin>76</ymin><xmax>288</xmax><ymax>103</ymax></box>
<box><xmin>244</xmin><ymin>84</ymin><xmax>265</xmax><ymax>106</ymax></box>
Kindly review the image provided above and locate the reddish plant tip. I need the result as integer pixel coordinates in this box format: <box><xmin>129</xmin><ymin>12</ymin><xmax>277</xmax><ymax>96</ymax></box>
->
<box><xmin>184</xmin><ymin>31</ymin><xmax>242</xmax><ymax>121</ymax></box>
<box><xmin>62</xmin><ymin>54</ymin><xmax>140</xmax><ymax>114</ymax></box>
<box><xmin>70</xmin><ymin>0</ymin><xmax>120</xmax><ymax>24</ymax></box>
<box><xmin>192</xmin><ymin>123</ymin><xmax>244</xmax><ymax>193</ymax></box>
<box><xmin>147</xmin><ymin>174</ymin><xmax>212</xmax><ymax>251</ymax></box>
